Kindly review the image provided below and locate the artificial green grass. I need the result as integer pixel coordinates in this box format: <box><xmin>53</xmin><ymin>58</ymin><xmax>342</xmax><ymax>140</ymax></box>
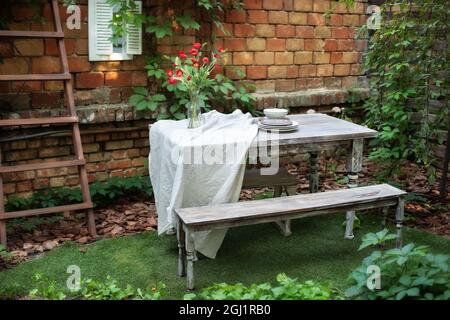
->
<box><xmin>1</xmin><ymin>213</ymin><xmax>449</xmax><ymax>299</ymax></box>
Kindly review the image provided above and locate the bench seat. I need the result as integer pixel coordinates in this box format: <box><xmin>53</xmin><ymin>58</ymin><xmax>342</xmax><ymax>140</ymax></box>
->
<box><xmin>176</xmin><ymin>184</ymin><xmax>406</xmax><ymax>290</ymax></box>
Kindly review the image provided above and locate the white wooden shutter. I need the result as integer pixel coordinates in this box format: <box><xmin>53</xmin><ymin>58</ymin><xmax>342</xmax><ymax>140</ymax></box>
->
<box><xmin>126</xmin><ymin>0</ymin><xmax>142</xmax><ymax>55</ymax></box>
<box><xmin>89</xmin><ymin>0</ymin><xmax>113</xmax><ymax>60</ymax></box>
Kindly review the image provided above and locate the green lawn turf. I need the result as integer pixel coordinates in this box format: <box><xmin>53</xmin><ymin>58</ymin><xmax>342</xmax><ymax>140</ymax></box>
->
<box><xmin>1</xmin><ymin>212</ymin><xmax>449</xmax><ymax>299</ymax></box>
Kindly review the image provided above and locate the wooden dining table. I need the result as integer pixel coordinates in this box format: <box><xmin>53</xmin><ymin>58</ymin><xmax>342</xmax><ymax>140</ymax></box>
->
<box><xmin>250</xmin><ymin>113</ymin><xmax>378</xmax><ymax>238</ymax></box>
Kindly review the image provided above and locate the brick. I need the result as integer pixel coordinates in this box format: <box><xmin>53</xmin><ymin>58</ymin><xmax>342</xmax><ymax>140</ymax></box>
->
<box><xmin>68</xmin><ymin>56</ymin><xmax>91</xmax><ymax>73</ymax></box>
<box><xmin>107</xmin><ymin>159</ymin><xmax>132</xmax><ymax>170</ymax></box>
<box><xmin>255</xmin><ymin>24</ymin><xmax>275</xmax><ymax>37</ymax></box>
<box><xmin>94</xmin><ymin>61</ymin><xmax>122</xmax><ymax>71</ymax></box>
<box><xmin>275</xmin><ymin>52</ymin><xmax>294</xmax><ymax>65</ymax></box>
<box><xmin>44</xmin><ymin>81</ymin><xmax>64</xmax><ymax>91</ymax></box>
<box><xmin>313</xmin><ymin>0</ymin><xmax>330</xmax><ymax>12</ymax></box>
<box><xmin>254</xmin><ymin>52</ymin><xmax>274</xmax><ymax>65</ymax></box>
<box><xmin>31</xmin><ymin>56</ymin><xmax>61</xmax><ymax>73</ymax></box>
<box><xmin>338</xmin><ymin>39</ymin><xmax>355</xmax><ymax>51</ymax></box>
<box><xmin>331</xmin><ymin>27</ymin><xmax>350</xmax><ymax>39</ymax></box>
<box><xmin>244</xmin><ymin>0</ymin><xmax>263</xmax><ymax>9</ymax></box>
<box><xmin>263</xmin><ymin>0</ymin><xmax>283</xmax><ymax>10</ymax></box>
<box><xmin>39</xmin><ymin>146</ymin><xmax>70</xmax><ymax>158</ymax></box>
<box><xmin>11</xmin><ymin>81</ymin><xmax>41</xmax><ymax>92</ymax></box>
<box><xmin>34</xmin><ymin>178</ymin><xmax>50</xmax><ymax>190</ymax></box>
<box><xmin>268</xmin><ymin>66</ymin><xmax>287</xmax><ymax>78</ymax></box>
<box><xmin>289</xmin><ymin>12</ymin><xmax>307</xmax><ymax>25</ymax></box>
<box><xmin>76</xmin><ymin>72</ymin><xmax>104</xmax><ymax>89</ymax></box>
<box><xmin>342</xmin><ymin>52</ymin><xmax>359</xmax><ymax>64</ymax></box>
<box><xmin>315</xmin><ymin>26</ymin><xmax>331</xmax><ymax>38</ymax></box>
<box><xmin>254</xmin><ymin>80</ymin><xmax>275</xmax><ymax>92</ymax></box>
<box><xmin>314</xmin><ymin>52</ymin><xmax>330</xmax><ymax>64</ymax></box>
<box><xmin>213</xmin><ymin>23</ymin><xmax>233</xmax><ymax>38</ymax></box>
<box><xmin>286</xmin><ymin>39</ymin><xmax>304</xmax><ymax>51</ymax></box>
<box><xmin>132</xmin><ymin>71</ymin><xmax>148</xmax><ymax>86</ymax></box>
<box><xmin>351</xmin><ymin>64</ymin><xmax>363</xmax><ymax>75</ymax></box>
<box><xmin>112</xmin><ymin>150</ymin><xmax>128</xmax><ymax>159</ymax></box>
<box><xmin>331</xmin><ymin>52</ymin><xmax>343</xmax><ymax>64</ymax></box>
<box><xmin>317</xmin><ymin>64</ymin><xmax>334</xmax><ymax>77</ymax></box>
<box><xmin>305</xmin><ymin>39</ymin><xmax>324</xmax><ymax>51</ymax></box>
<box><xmin>12</xmin><ymin>6</ymin><xmax>36</xmax><ymax>20</ymax></box>
<box><xmin>234</xmin><ymin>24</ymin><xmax>255</xmax><ymax>37</ymax></box>
<box><xmin>105</xmin><ymin>72</ymin><xmax>133</xmax><ymax>87</ymax></box>
<box><xmin>329</xmin><ymin>14</ymin><xmax>344</xmax><ymax>26</ymax></box>
<box><xmin>266</xmin><ymin>39</ymin><xmax>286</xmax><ymax>51</ymax></box>
<box><xmin>276</xmin><ymin>25</ymin><xmax>295</xmax><ymax>38</ymax></box>
<box><xmin>293</xmin><ymin>0</ymin><xmax>313</xmax><ymax>11</ymax></box>
<box><xmin>246</xmin><ymin>38</ymin><xmax>266</xmax><ymax>51</ymax></box>
<box><xmin>14</xmin><ymin>39</ymin><xmax>44</xmax><ymax>56</ymax></box>
<box><xmin>32</xmin><ymin>92</ymin><xmax>62</xmax><ymax>107</ymax></box>
<box><xmin>224</xmin><ymin>38</ymin><xmax>246</xmax><ymax>51</ymax></box>
<box><xmin>132</xmin><ymin>157</ymin><xmax>146</xmax><ymax>167</ymax></box>
<box><xmin>49</xmin><ymin>177</ymin><xmax>66</xmax><ymax>188</ymax></box>
<box><xmin>4</xmin><ymin>183</ymin><xmax>16</xmax><ymax>195</ymax></box>
<box><xmin>324</xmin><ymin>39</ymin><xmax>338</xmax><ymax>51</ymax></box>
<box><xmin>295</xmin><ymin>26</ymin><xmax>314</xmax><ymax>38</ymax></box>
<box><xmin>226</xmin><ymin>9</ymin><xmax>246</xmax><ymax>23</ymax></box>
<box><xmin>343</xmin><ymin>15</ymin><xmax>360</xmax><ymax>26</ymax></box>
<box><xmin>268</xmin><ymin>11</ymin><xmax>288</xmax><ymax>24</ymax></box>
<box><xmin>294</xmin><ymin>52</ymin><xmax>312</xmax><ymax>64</ymax></box>
<box><xmin>275</xmin><ymin>79</ymin><xmax>296</xmax><ymax>92</ymax></box>
<box><xmin>233</xmin><ymin>52</ymin><xmax>253</xmax><ymax>65</ymax></box>
<box><xmin>299</xmin><ymin>65</ymin><xmax>317</xmax><ymax>77</ymax></box>
<box><xmin>105</xmin><ymin>140</ymin><xmax>134</xmax><ymax>150</ymax></box>
<box><xmin>334</xmin><ymin>64</ymin><xmax>350</xmax><ymax>76</ymax></box>
<box><xmin>82</xmin><ymin>143</ymin><xmax>100</xmax><ymax>153</ymax></box>
<box><xmin>286</xmin><ymin>65</ymin><xmax>299</xmax><ymax>78</ymax></box>
<box><xmin>307</xmin><ymin>13</ymin><xmax>326</xmax><ymax>26</ymax></box>
<box><xmin>0</xmin><ymin>42</ymin><xmax>14</xmax><ymax>58</ymax></box>
<box><xmin>0</xmin><ymin>57</ymin><xmax>29</xmax><ymax>74</ymax></box>
<box><xmin>9</xmin><ymin>140</ymin><xmax>27</xmax><ymax>150</ymax></box>
<box><xmin>248</xmin><ymin>10</ymin><xmax>268</xmax><ymax>23</ymax></box>
<box><xmin>76</xmin><ymin>39</ymin><xmax>88</xmax><ymax>55</ymax></box>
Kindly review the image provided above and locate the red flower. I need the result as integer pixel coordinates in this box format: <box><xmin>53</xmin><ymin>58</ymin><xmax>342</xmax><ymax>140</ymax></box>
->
<box><xmin>202</xmin><ymin>57</ymin><xmax>209</xmax><ymax>64</ymax></box>
<box><xmin>213</xmin><ymin>53</ymin><xmax>220</xmax><ymax>59</ymax></box>
<box><xmin>178</xmin><ymin>50</ymin><xmax>187</xmax><ymax>59</ymax></box>
<box><xmin>218</xmin><ymin>47</ymin><xmax>224</xmax><ymax>53</ymax></box>
<box><xmin>187</xmin><ymin>76</ymin><xmax>192</xmax><ymax>81</ymax></box>
<box><xmin>190</xmin><ymin>48</ymin><xmax>198</xmax><ymax>56</ymax></box>
<box><xmin>166</xmin><ymin>70</ymin><xmax>174</xmax><ymax>77</ymax></box>
<box><xmin>168</xmin><ymin>77</ymin><xmax>177</xmax><ymax>85</ymax></box>
<box><xmin>193</xmin><ymin>62</ymin><xmax>200</xmax><ymax>68</ymax></box>
<box><xmin>172</xmin><ymin>63</ymin><xmax>177</xmax><ymax>67</ymax></box>
<box><xmin>191</xmin><ymin>58</ymin><xmax>197</xmax><ymax>64</ymax></box>
<box><xmin>175</xmin><ymin>69</ymin><xmax>183</xmax><ymax>77</ymax></box>
<box><xmin>193</xmin><ymin>42</ymin><xmax>202</xmax><ymax>49</ymax></box>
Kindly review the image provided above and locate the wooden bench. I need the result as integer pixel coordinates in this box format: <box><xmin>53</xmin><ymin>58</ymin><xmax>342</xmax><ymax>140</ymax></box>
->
<box><xmin>175</xmin><ymin>184</ymin><xmax>406</xmax><ymax>290</ymax></box>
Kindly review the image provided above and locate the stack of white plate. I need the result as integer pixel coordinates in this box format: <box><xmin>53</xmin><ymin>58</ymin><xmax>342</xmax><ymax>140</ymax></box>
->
<box><xmin>257</xmin><ymin>118</ymin><xmax>299</xmax><ymax>132</ymax></box>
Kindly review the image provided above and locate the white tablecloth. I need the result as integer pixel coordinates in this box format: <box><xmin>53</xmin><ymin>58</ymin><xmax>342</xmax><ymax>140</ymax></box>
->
<box><xmin>149</xmin><ymin>110</ymin><xmax>258</xmax><ymax>258</ymax></box>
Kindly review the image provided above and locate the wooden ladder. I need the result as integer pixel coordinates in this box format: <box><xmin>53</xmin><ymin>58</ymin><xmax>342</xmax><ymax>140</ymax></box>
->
<box><xmin>0</xmin><ymin>0</ymin><xmax>96</xmax><ymax>247</ymax></box>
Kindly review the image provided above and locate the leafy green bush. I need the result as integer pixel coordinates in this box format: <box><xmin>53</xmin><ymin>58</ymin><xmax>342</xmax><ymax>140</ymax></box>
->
<box><xmin>185</xmin><ymin>274</ymin><xmax>341</xmax><ymax>300</ymax></box>
<box><xmin>28</xmin><ymin>274</ymin><xmax>164</xmax><ymax>300</ymax></box>
<box><xmin>346</xmin><ymin>230</ymin><xmax>450</xmax><ymax>300</ymax></box>
<box><xmin>5</xmin><ymin>175</ymin><xmax>153</xmax><ymax>212</ymax></box>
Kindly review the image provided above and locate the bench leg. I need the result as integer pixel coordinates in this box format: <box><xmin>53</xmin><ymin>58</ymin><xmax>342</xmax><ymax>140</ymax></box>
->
<box><xmin>395</xmin><ymin>198</ymin><xmax>405</xmax><ymax>248</ymax></box>
<box><xmin>344</xmin><ymin>211</ymin><xmax>355</xmax><ymax>239</ymax></box>
<box><xmin>185</xmin><ymin>227</ymin><xmax>195</xmax><ymax>290</ymax></box>
<box><xmin>274</xmin><ymin>185</ymin><xmax>282</xmax><ymax>197</ymax></box>
<box><xmin>308</xmin><ymin>152</ymin><xmax>319</xmax><ymax>193</ymax></box>
<box><xmin>177</xmin><ymin>219</ymin><xmax>186</xmax><ymax>277</ymax></box>
<box><xmin>274</xmin><ymin>220</ymin><xmax>292</xmax><ymax>237</ymax></box>
<box><xmin>0</xmin><ymin>222</ymin><xmax>6</xmax><ymax>247</ymax></box>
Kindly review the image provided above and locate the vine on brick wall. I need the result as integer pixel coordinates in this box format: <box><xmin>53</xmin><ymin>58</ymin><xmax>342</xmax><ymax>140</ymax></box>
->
<box><xmin>360</xmin><ymin>0</ymin><xmax>449</xmax><ymax>180</ymax></box>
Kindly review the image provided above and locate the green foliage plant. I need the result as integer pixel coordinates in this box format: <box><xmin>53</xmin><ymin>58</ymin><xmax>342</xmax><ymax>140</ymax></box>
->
<box><xmin>346</xmin><ymin>230</ymin><xmax>450</xmax><ymax>300</ymax></box>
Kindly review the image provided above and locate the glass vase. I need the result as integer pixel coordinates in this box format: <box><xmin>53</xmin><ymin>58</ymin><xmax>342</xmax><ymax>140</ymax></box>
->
<box><xmin>187</xmin><ymin>91</ymin><xmax>202</xmax><ymax>129</ymax></box>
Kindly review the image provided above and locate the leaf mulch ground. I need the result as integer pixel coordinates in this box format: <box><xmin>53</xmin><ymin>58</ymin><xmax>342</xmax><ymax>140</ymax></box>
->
<box><xmin>1</xmin><ymin>157</ymin><xmax>448</xmax><ymax>271</ymax></box>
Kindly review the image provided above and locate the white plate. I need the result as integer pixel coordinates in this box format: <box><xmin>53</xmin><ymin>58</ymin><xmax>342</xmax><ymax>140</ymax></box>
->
<box><xmin>258</xmin><ymin>121</ymin><xmax>298</xmax><ymax>132</ymax></box>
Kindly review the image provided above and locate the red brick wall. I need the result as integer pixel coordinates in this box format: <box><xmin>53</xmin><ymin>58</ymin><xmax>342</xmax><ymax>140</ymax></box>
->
<box><xmin>1</xmin><ymin>0</ymin><xmax>370</xmax><ymax>198</ymax></box>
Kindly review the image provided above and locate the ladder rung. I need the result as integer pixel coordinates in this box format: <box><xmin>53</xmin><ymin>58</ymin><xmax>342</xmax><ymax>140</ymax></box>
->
<box><xmin>0</xmin><ymin>159</ymin><xmax>86</xmax><ymax>174</ymax></box>
<box><xmin>0</xmin><ymin>117</ymin><xmax>78</xmax><ymax>127</ymax></box>
<box><xmin>0</xmin><ymin>202</ymin><xmax>94</xmax><ymax>220</ymax></box>
<box><xmin>0</xmin><ymin>31</ymin><xmax>65</xmax><ymax>38</ymax></box>
<box><xmin>0</xmin><ymin>74</ymin><xmax>71</xmax><ymax>81</ymax></box>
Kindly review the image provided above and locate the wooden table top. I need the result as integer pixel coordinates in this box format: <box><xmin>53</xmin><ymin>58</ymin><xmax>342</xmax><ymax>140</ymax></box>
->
<box><xmin>254</xmin><ymin>113</ymin><xmax>378</xmax><ymax>145</ymax></box>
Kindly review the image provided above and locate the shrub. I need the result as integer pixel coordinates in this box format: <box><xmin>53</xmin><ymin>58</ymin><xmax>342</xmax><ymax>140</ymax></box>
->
<box><xmin>346</xmin><ymin>230</ymin><xmax>450</xmax><ymax>300</ymax></box>
<box><xmin>185</xmin><ymin>273</ymin><xmax>341</xmax><ymax>300</ymax></box>
<box><xmin>28</xmin><ymin>274</ymin><xmax>164</xmax><ymax>300</ymax></box>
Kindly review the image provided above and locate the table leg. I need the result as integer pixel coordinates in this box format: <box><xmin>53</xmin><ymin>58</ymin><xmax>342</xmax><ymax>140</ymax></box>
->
<box><xmin>308</xmin><ymin>151</ymin><xmax>319</xmax><ymax>193</ymax></box>
<box><xmin>177</xmin><ymin>218</ymin><xmax>186</xmax><ymax>277</ymax></box>
<box><xmin>396</xmin><ymin>198</ymin><xmax>405</xmax><ymax>248</ymax></box>
<box><xmin>185</xmin><ymin>226</ymin><xmax>195</xmax><ymax>290</ymax></box>
<box><xmin>344</xmin><ymin>138</ymin><xmax>363</xmax><ymax>239</ymax></box>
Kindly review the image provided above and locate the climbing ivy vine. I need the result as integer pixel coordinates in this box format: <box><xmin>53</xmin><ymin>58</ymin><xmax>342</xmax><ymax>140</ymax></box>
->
<box><xmin>361</xmin><ymin>0</ymin><xmax>449</xmax><ymax>178</ymax></box>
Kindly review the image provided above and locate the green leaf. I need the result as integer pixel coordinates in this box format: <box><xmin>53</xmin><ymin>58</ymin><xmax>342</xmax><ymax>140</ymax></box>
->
<box><xmin>176</xmin><ymin>14</ymin><xmax>200</xmax><ymax>30</ymax></box>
